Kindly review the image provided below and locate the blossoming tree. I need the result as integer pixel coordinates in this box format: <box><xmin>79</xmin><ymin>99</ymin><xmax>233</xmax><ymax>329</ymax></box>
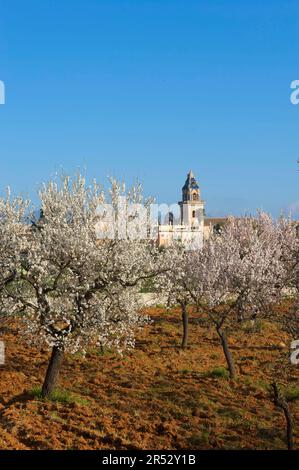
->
<box><xmin>275</xmin><ymin>217</ymin><xmax>299</xmax><ymax>337</ymax></box>
<box><xmin>156</xmin><ymin>245</ymin><xmax>191</xmax><ymax>349</ymax></box>
<box><xmin>269</xmin><ymin>217</ymin><xmax>299</xmax><ymax>450</ymax></box>
<box><xmin>0</xmin><ymin>191</ymin><xmax>29</xmax><ymax>324</ymax></box>
<box><xmin>2</xmin><ymin>175</ymin><xmax>168</xmax><ymax>398</ymax></box>
<box><xmin>183</xmin><ymin>213</ymin><xmax>284</xmax><ymax>378</ymax></box>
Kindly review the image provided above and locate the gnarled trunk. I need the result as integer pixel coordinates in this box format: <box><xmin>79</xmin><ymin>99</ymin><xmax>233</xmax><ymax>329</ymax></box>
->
<box><xmin>180</xmin><ymin>301</ymin><xmax>189</xmax><ymax>349</ymax></box>
<box><xmin>41</xmin><ymin>346</ymin><xmax>64</xmax><ymax>398</ymax></box>
<box><xmin>272</xmin><ymin>382</ymin><xmax>294</xmax><ymax>450</ymax></box>
<box><xmin>216</xmin><ymin>327</ymin><xmax>236</xmax><ymax>379</ymax></box>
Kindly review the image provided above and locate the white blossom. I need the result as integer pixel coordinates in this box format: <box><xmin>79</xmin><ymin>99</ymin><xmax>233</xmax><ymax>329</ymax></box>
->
<box><xmin>1</xmin><ymin>175</ymin><xmax>167</xmax><ymax>355</ymax></box>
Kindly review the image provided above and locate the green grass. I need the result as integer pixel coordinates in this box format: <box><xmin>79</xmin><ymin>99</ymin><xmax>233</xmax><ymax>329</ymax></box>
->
<box><xmin>179</xmin><ymin>368</ymin><xmax>192</xmax><ymax>375</ymax></box>
<box><xmin>206</xmin><ymin>366</ymin><xmax>230</xmax><ymax>379</ymax></box>
<box><xmin>30</xmin><ymin>386</ymin><xmax>90</xmax><ymax>405</ymax></box>
<box><xmin>241</xmin><ymin>319</ymin><xmax>263</xmax><ymax>333</ymax></box>
<box><xmin>285</xmin><ymin>386</ymin><xmax>299</xmax><ymax>402</ymax></box>
<box><xmin>188</xmin><ymin>431</ymin><xmax>210</xmax><ymax>447</ymax></box>
<box><xmin>217</xmin><ymin>406</ymin><xmax>242</xmax><ymax>420</ymax></box>
<box><xmin>210</xmin><ymin>353</ymin><xmax>220</xmax><ymax>360</ymax></box>
<box><xmin>244</xmin><ymin>376</ymin><xmax>270</xmax><ymax>392</ymax></box>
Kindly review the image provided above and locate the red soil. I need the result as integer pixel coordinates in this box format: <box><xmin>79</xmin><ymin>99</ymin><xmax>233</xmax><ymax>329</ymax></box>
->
<box><xmin>0</xmin><ymin>307</ymin><xmax>298</xmax><ymax>450</ymax></box>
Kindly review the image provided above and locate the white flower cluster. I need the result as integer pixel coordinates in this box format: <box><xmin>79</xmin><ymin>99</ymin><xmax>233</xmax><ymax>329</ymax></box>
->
<box><xmin>159</xmin><ymin>212</ymin><xmax>298</xmax><ymax>332</ymax></box>
<box><xmin>0</xmin><ymin>175</ymin><xmax>298</xmax><ymax>363</ymax></box>
<box><xmin>0</xmin><ymin>175</ymin><xmax>168</xmax><ymax>355</ymax></box>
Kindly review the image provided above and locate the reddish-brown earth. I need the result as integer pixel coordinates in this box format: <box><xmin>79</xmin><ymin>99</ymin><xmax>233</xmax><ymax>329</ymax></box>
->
<box><xmin>0</xmin><ymin>307</ymin><xmax>298</xmax><ymax>450</ymax></box>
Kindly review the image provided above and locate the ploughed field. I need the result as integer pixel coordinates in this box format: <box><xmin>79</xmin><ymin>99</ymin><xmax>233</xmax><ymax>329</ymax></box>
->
<box><xmin>0</xmin><ymin>306</ymin><xmax>298</xmax><ymax>450</ymax></box>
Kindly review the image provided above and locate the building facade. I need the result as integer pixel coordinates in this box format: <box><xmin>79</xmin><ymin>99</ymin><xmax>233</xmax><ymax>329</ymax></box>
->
<box><xmin>157</xmin><ymin>170</ymin><xmax>205</xmax><ymax>249</ymax></box>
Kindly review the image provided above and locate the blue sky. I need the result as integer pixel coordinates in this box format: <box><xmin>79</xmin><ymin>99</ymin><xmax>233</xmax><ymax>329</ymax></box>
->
<box><xmin>0</xmin><ymin>0</ymin><xmax>298</xmax><ymax>216</ymax></box>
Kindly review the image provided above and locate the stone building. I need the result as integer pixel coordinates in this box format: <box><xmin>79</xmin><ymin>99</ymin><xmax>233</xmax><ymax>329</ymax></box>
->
<box><xmin>203</xmin><ymin>217</ymin><xmax>228</xmax><ymax>240</ymax></box>
<box><xmin>157</xmin><ymin>170</ymin><xmax>205</xmax><ymax>249</ymax></box>
<box><xmin>157</xmin><ymin>170</ymin><xmax>231</xmax><ymax>248</ymax></box>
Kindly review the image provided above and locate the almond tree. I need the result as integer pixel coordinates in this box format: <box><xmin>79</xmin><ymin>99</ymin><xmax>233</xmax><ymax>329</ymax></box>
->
<box><xmin>0</xmin><ymin>190</ymin><xmax>29</xmax><ymax>325</ymax></box>
<box><xmin>271</xmin><ymin>216</ymin><xmax>299</xmax><ymax>355</ymax></box>
<box><xmin>185</xmin><ymin>213</ymin><xmax>284</xmax><ymax>378</ymax></box>
<box><xmin>158</xmin><ymin>245</ymin><xmax>193</xmax><ymax>349</ymax></box>
<box><xmin>2</xmin><ymin>174</ymin><xmax>167</xmax><ymax>398</ymax></box>
<box><xmin>270</xmin><ymin>217</ymin><xmax>299</xmax><ymax>450</ymax></box>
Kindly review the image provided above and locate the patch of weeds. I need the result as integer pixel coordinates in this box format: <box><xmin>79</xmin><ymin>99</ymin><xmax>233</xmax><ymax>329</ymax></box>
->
<box><xmin>95</xmin><ymin>421</ymin><xmax>106</xmax><ymax>432</ymax></box>
<box><xmin>285</xmin><ymin>386</ymin><xmax>299</xmax><ymax>402</ymax></box>
<box><xmin>171</xmin><ymin>408</ymin><xmax>186</xmax><ymax>420</ymax></box>
<box><xmin>197</xmin><ymin>400</ymin><xmax>210</xmax><ymax>411</ymax></box>
<box><xmin>72</xmin><ymin>384</ymin><xmax>92</xmax><ymax>396</ymax></box>
<box><xmin>206</xmin><ymin>366</ymin><xmax>229</xmax><ymax>379</ymax></box>
<box><xmin>48</xmin><ymin>389</ymin><xmax>74</xmax><ymax>404</ymax></box>
<box><xmin>256</xmin><ymin>426</ymin><xmax>280</xmax><ymax>441</ymax></box>
<box><xmin>179</xmin><ymin>369</ymin><xmax>192</xmax><ymax>375</ymax></box>
<box><xmin>163</xmin><ymin>323</ymin><xmax>178</xmax><ymax>333</ymax></box>
<box><xmin>241</xmin><ymin>319</ymin><xmax>263</xmax><ymax>333</ymax></box>
<box><xmin>49</xmin><ymin>411</ymin><xmax>67</xmax><ymax>424</ymax></box>
<box><xmin>96</xmin><ymin>347</ymin><xmax>114</xmax><ymax>357</ymax></box>
<box><xmin>217</xmin><ymin>407</ymin><xmax>242</xmax><ymax>420</ymax></box>
<box><xmin>29</xmin><ymin>387</ymin><xmax>90</xmax><ymax>405</ymax></box>
<box><xmin>188</xmin><ymin>431</ymin><xmax>210</xmax><ymax>448</ymax></box>
<box><xmin>182</xmin><ymin>397</ymin><xmax>199</xmax><ymax>409</ymax></box>
<box><xmin>244</xmin><ymin>376</ymin><xmax>270</xmax><ymax>392</ymax></box>
<box><xmin>149</xmin><ymin>381</ymin><xmax>172</xmax><ymax>395</ymax></box>
<box><xmin>30</xmin><ymin>386</ymin><xmax>43</xmax><ymax>399</ymax></box>
<box><xmin>210</xmin><ymin>353</ymin><xmax>219</xmax><ymax>360</ymax></box>
<box><xmin>229</xmin><ymin>417</ymin><xmax>252</xmax><ymax>430</ymax></box>
<box><xmin>73</xmin><ymin>395</ymin><xmax>90</xmax><ymax>406</ymax></box>
<box><xmin>180</xmin><ymin>422</ymin><xmax>192</xmax><ymax>430</ymax></box>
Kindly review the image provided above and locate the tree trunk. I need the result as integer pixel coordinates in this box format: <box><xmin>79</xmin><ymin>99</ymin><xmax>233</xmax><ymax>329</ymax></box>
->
<box><xmin>41</xmin><ymin>346</ymin><xmax>64</xmax><ymax>398</ymax></box>
<box><xmin>180</xmin><ymin>302</ymin><xmax>189</xmax><ymax>349</ymax></box>
<box><xmin>216</xmin><ymin>327</ymin><xmax>236</xmax><ymax>379</ymax></box>
<box><xmin>272</xmin><ymin>382</ymin><xmax>294</xmax><ymax>450</ymax></box>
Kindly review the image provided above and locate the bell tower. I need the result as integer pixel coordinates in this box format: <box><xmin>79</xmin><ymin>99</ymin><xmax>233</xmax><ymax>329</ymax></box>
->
<box><xmin>179</xmin><ymin>170</ymin><xmax>205</xmax><ymax>231</ymax></box>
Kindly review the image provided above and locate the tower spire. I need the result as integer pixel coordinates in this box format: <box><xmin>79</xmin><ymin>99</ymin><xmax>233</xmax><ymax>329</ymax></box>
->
<box><xmin>182</xmin><ymin>170</ymin><xmax>199</xmax><ymax>201</ymax></box>
<box><xmin>178</xmin><ymin>170</ymin><xmax>205</xmax><ymax>240</ymax></box>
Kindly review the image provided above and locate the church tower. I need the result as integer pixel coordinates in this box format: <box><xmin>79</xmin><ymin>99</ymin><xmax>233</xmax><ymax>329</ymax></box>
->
<box><xmin>157</xmin><ymin>170</ymin><xmax>205</xmax><ymax>249</ymax></box>
<box><xmin>179</xmin><ymin>170</ymin><xmax>205</xmax><ymax>229</ymax></box>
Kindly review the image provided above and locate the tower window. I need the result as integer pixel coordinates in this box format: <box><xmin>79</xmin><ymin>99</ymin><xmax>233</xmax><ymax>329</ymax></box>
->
<box><xmin>192</xmin><ymin>210</ymin><xmax>196</xmax><ymax>218</ymax></box>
